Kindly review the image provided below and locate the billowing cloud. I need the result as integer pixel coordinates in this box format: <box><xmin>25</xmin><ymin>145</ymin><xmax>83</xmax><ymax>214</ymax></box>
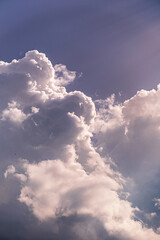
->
<box><xmin>93</xmin><ymin>88</ymin><xmax>160</xmax><ymax>221</ymax></box>
<box><xmin>0</xmin><ymin>51</ymin><xmax>160</xmax><ymax>239</ymax></box>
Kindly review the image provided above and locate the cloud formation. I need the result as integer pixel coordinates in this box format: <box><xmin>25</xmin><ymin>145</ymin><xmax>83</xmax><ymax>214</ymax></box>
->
<box><xmin>94</xmin><ymin>88</ymin><xmax>160</xmax><ymax>213</ymax></box>
<box><xmin>1</xmin><ymin>51</ymin><xmax>160</xmax><ymax>239</ymax></box>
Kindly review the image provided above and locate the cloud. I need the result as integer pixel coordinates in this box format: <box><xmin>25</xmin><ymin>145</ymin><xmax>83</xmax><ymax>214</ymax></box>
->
<box><xmin>93</xmin><ymin>88</ymin><xmax>160</xmax><ymax>220</ymax></box>
<box><xmin>1</xmin><ymin>101</ymin><xmax>27</xmax><ymax>124</ymax></box>
<box><xmin>1</xmin><ymin>50</ymin><xmax>160</xmax><ymax>239</ymax></box>
<box><xmin>54</xmin><ymin>64</ymin><xmax>76</xmax><ymax>86</ymax></box>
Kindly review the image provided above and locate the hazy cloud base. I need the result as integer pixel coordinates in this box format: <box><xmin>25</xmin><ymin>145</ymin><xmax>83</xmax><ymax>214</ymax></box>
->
<box><xmin>0</xmin><ymin>51</ymin><xmax>160</xmax><ymax>239</ymax></box>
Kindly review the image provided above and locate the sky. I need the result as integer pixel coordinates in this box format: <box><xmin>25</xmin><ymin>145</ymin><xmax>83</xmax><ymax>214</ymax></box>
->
<box><xmin>1</xmin><ymin>0</ymin><xmax>160</xmax><ymax>239</ymax></box>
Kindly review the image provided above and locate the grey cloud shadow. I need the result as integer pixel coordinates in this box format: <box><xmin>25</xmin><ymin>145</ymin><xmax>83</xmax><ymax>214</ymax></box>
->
<box><xmin>0</xmin><ymin>200</ymin><xmax>118</xmax><ymax>240</ymax></box>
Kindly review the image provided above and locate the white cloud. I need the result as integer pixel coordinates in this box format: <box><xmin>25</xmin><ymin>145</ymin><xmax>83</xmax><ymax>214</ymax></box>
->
<box><xmin>1</xmin><ymin>50</ymin><xmax>160</xmax><ymax>239</ymax></box>
<box><xmin>93</xmin><ymin>86</ymin><xmax>160</xmax><ymax>226</ymax></box>
<box><xmin>1</xmin><ymin>101</ymin><xmax>27</xmax><ymax>124</ymax></box>
<box><xmin>54</xmin><ymin>64</ymin><xmax>76</xmax><ymax>86</ymax></box>
<box><xmin>15</xmin><ymin>149</ymin><xmax>159</xmax><ymax>240</ymax></box>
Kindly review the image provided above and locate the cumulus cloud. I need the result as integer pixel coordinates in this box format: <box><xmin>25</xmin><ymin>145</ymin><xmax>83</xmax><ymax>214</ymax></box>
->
<box><xmin>93</xmin><ymin>88</ymin><xmax>160</xmax><ymax>222</ymax></box>
<box><xmin>0</xmin><ymin>50</ymin><xmax>160</xmax><ymax>239</ymax></box>
<box><xmin>54</xmin><ymin>64</ymin><xmax>76</xmax><ymax>86</ymax></box>
<box><xmin>1</xmin><ymin>101</ymin><xmax>28</xmax><ymax>124</ymax></box>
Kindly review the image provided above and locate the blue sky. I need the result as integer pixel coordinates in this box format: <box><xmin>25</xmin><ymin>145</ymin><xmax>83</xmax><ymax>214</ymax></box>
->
<box><xmin>1</xmin><ymin>0</ymin><xmax>160</xmax><ymax>100</ymax></box>
<box><xmin>1</xmin><ymin>1</ymin><xmax>160</xmax><ymax>239</ymax></box>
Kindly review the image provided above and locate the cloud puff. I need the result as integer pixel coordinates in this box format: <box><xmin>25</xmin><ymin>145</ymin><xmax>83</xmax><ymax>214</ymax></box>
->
<box><xmin>1</xmin><ymin>51</ymin><xmax>160</xmax><ymax>239</ymax></box>
<box><xmin>13</xmin><ymin>156</ymin><xmax>159</xmax><ymax>240</ymax></box>
<box><xmin>93</xmin><ymin>88</ymin><xmax>160</xmax><ymax>220</ymax></box>
<box><xmin>54</xmin><ymin>64</ymin><xmax>76</xmax><ymax>86</ymax></box>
